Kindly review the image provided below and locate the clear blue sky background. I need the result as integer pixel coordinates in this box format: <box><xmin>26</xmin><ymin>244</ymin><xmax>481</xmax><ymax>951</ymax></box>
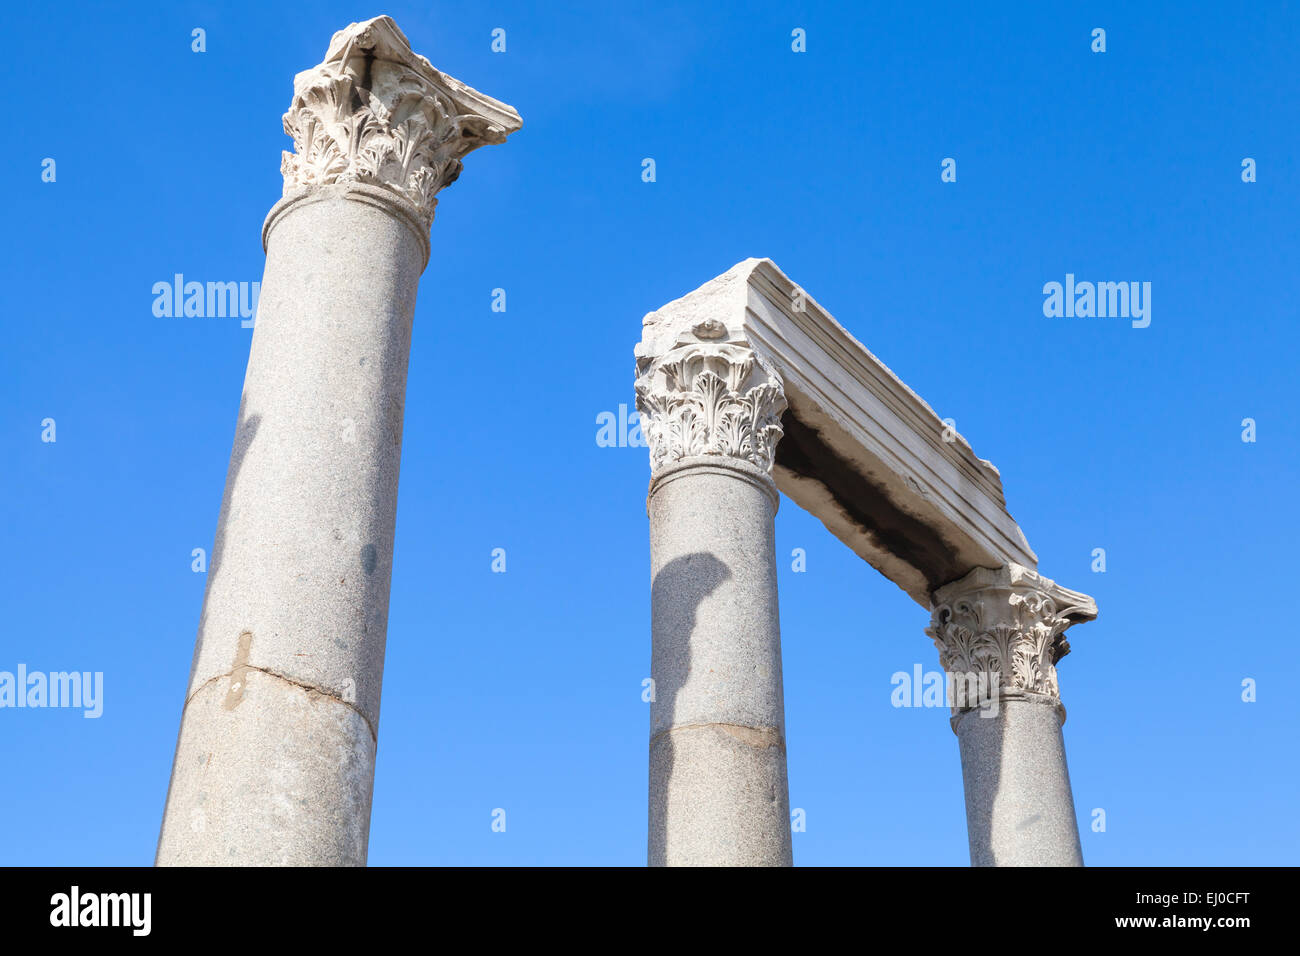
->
<box><xmin>2</xmin><ymin>1</ymin><xmax>1297</xmax><ymax>866</ymax></box>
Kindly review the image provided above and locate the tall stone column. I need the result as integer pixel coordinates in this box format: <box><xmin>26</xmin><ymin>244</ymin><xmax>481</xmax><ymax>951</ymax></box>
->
<box><xmin>156</xmin><ymin>17</ymin><xmax>521</xmax><ymax>866</ymax></box>
<box><xmin>926</xmin><ymin>564</ymin><xmax>1097</xmax><ymax>867</ymax></box>
<box><xmin>635</xmin><ymin>324</ymin><xmax>793</xmax><ymax>866</ymax></box>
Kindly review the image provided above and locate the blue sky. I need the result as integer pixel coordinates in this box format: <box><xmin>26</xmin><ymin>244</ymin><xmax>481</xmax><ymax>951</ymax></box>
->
<box><xmin>2</xmin><ymin>0</ymin><xmax>1297</xmax><ymax>865</ymax></box>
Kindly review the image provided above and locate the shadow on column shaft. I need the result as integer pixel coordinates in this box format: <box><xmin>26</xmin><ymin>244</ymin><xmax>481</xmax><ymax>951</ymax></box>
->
<box><xmin>647</xmin><ymin>551</ymin><xmax>730</xmax><ymax>867</ymax></box>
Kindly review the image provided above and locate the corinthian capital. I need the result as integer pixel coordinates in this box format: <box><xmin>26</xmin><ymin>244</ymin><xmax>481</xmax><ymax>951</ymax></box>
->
<box><xmin>634</xmin><ymin>335</ymin><xmax>787</xmax><ymax>476</ymax></box>
<box><xmin>925</xmin><ymin>564</ymin><xmax>1097</xmax><ymax>712</ymax></box>
<box><xmin>279</xmin><ymin>16</ymin><xmax>522</xmax><ymax>229</ymax></box>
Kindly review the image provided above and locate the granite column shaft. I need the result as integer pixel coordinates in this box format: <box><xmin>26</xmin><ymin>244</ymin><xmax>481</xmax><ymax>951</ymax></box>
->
<box><xmin>926</xmin><ymin>563</ymin><xmax>1096</xmax><ymax>867</ymax></box>
<box><xmin>636</xmin><ymin>336</ymin><xmax>793</xmax><ymax>866</ymax></box>
<box><xmin>156</xmin><ymin>16</ymin><xmax>521</xmax><ymax>865</ymax></box>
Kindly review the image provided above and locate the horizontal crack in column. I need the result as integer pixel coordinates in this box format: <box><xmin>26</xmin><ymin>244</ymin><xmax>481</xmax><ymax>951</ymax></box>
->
<box><xmin>650</xmin><ymin>721</ymin><xmax>785</xmax><ymax>750</ymax></box>
<box><xmin>184</xmin><ymin>666</ymin><xmax>377</xmax><ymax>743</ymax></box>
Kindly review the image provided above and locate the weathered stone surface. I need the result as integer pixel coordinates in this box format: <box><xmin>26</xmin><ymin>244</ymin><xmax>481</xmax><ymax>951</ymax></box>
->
<box><xmin>159</xmin><ymin>669</ymin><xmax>376</xmax><ymax>866</ymax></box>
<box><xmin>639</xmin><ymin>259</ymin><xmax>1037</xmax><ymax>608</ymax></box>
<box><xmin>157</xmin><ymin>185</ymin><xmax>422</xmax><ymax>867</ymax></box>
<box><xmin>645</xmin><ymin>459</ymin><xmax>792</xmax><ymax>867</ymax></box>
<box><xmin>928</xmin><ymin>563</ymin><xmax>1097</xmax><ymax>716</ymax></box>
<box><xmin>157</xmin><ymin>18</ymin><xmax>519</xmax><ymax>866</ymax></box>
<box><xmin>636</xmin><ymin>314</ymin><xmax>794</xmax><ymax>867</ymax></box>
<box><xmin>279</xmin><ymin>16</ymin><xmax>522</xmax><ymax>230</ymax></box>
<box><xmin>638</xmin><ymin>263</ymin><xmax>1098</xmax><ymax>869</ymax></box>
<box><xmin>955</xmin><ymin>699</ymin><xmax>1084</xmax><ymax>867</ymax></box>
<box><xmin>635</xmin><ymin>340</ymin><xmax>786</xmax><ymax>477</ymax></box>
<box><xmin>929</xmin><ymin>563</ymin><xmax>1096</xmax><ymax>866</ymax></box>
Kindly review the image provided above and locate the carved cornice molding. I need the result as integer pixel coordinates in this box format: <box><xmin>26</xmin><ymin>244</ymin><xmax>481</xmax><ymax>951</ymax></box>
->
<box><xmin>279</xmin><ymin>16</ymin><xmax>522</xmax><ymax>230</ymax></box>
<box><xmin>925</xmin><ymin>563</ymin><xmax>1097</xmax><ymax>711</ymax></box>
<box><xmin>634</xmin><ymin>337</ymin><xmax>787</xmax><ymax>477</ymax></box>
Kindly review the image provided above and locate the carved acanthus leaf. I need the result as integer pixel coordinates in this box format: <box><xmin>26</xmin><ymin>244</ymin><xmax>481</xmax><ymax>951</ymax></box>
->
<box><xmin>634</xmin><ymin>343</ymin><xmax>787</xmax><ymax>475</ymax></box>
<box><xmin>279</xmin><ymin>16</ymin><xmax>521</xmax><ymax>230</ymax></box>
<box><xmin>925</xmin><ymin>564</ymin><xmax>1096</xmax><ymax>712</ymax></box>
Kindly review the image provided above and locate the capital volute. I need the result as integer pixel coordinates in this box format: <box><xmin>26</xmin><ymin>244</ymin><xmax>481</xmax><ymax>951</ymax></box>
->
<box><xmin>278</xmin><ymin>16</ymin><xmax>522</xmax><ymax>230</ymax></box>
<box><xmin>634</xmin><ymin>320</ymin><xmax>788</xmax><ymax>477</ymax></box>
<box><xmin>925</xmin><ymin>563</ymin><xmax>1097</xmax><ymax>714</ymax></box>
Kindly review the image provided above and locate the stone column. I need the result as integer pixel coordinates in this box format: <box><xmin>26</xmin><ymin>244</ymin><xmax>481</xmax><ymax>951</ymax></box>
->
<box><xmin>926</xmin><ymin>563</ymin><xmax>1097</xmax><ymax>867</ymax></box>
<box><xmin>634</xmin><ymin>324</ymin><xmax>793</xmax><ymax>866</ymax></box>
<box><xmin>156</xmin><ymin>17</ymin><xmax>521</xmax><ymax>866</ymax></box>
